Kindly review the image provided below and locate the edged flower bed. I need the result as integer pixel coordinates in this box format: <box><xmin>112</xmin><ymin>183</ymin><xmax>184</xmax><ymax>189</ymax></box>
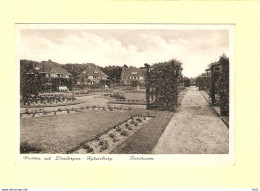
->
<box><xmin>71</xmin><ymin>115</ymin><xmax>152</xmax><ymax>154</ymax></box>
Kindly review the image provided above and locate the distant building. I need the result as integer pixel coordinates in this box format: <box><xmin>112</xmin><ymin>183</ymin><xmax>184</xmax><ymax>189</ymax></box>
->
<box><xmin>21</xmin><ymin>59</ymin><xmax>72</xmax><ymax>91</ymax></box>
<box><xmin>34</xmin><ymin>59</ymin><xmax>71</xmax><ymax>79</ymax></box>
<box><xmin>76</xmin><ymin>64</ymin><xmax>108</xmax><ymax>84</ymax></box>
<box><xmin>120</xmin><ymin>67</ymin><xmax>145</xmax><ymax>86</ymax></box>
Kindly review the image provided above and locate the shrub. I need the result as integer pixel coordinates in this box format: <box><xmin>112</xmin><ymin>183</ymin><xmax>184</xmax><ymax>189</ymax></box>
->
<box><xmin>98</xmin><ymin>139</ymin><xmax>105</xmax><ymax>145</ymax></box>
<box><xmin>109</xmin><ymin>133</ymin><xmax>115</xmax><ymax>138</ymax></box>
<box><xmin>136</xmin><ymin>118</ymin><xmax>142</xmax><ymax>122</ymax></box>
<box><xmin>112</xmin><ymin>138</ymin><xmax>119</xmax><ymax>142</ymax></box>
<box><xmin>20</xmin><ymin>141</ymin><xmax>41</xmax><ymax>153</ymax></box>
<box><xmin>82</xmin><ymin>144</ymin><xmax>93</xmax><ymax>153</ymax></box>
<box><xmin>111</xmin><ymin>93</ymin><xmax>126</xmax><ymax>100</ymax></box>
<box><xmin>120</xmin><ymin>131</ymin><xmax>128</xmax><ymax>136</ymax></box>
<box><xmin>127</xmin><ymin>126</ymin><xmax>132</xmax><ymax>130</ymax></box>
<box><xmin>116</xmin><ymin>127</ymin><xmax>122</xmax><ymax>132</ymax></box>
<box><xmin>134</xmin><ymin>122</ymin><xmax>138</xmax><ymax>126</ymax></box>
<box><xmin>99</xmin><ymin>140</ymin><xmax>109</xmax><ymax>152</ymax></box>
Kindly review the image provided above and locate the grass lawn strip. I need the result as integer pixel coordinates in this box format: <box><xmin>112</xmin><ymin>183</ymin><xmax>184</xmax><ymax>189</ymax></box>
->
<box><xmin>111</xmin><ymin>110</ymin><xmax>174</xmax><ymax>154</ymax></box>
<box><xmin>20</xmin><ymin>110</ymin><xmax>134</xmax><ymax>154</ymax></box>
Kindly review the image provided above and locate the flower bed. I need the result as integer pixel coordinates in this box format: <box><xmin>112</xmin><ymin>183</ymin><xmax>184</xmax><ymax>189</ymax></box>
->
<box><xmin>71</xmin><ymin>115</ymin><xmax>152</xmax><ymax>154</ymax></box>
<box><xmin>73</xmin><ymin>89</ymin><xmax>113</xmax><ymax>97</ymax></box>
<box><xmin>21</xmin><ymin>94</ymin><xmax>76</xmax><ymax>107</ymax></box>
<box><xmin>20</xmin><ymin>105</ymin><xmax>132</xmax><ymax>118</ymax></box>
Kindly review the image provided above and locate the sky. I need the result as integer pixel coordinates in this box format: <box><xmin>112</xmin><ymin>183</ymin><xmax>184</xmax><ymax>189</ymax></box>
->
<box><xmin>19</xmin><ymin>29</ymin><xmax>229</xmax><ymax>77</ymax></box>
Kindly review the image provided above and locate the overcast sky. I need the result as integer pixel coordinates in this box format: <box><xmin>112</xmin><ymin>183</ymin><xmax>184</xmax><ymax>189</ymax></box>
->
<box><xmin>19</xmin><ymin>29</ymin><xmax>229</xmax><ymax>77</ymax></box>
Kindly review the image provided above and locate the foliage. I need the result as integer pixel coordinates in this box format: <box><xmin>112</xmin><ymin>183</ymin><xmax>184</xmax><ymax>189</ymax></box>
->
<box><xmin>98</xmin><ymin>65</ymin><xmax>122</xmax><ymax>82</ymax></box>
<box><xmin>145</xmin><ymin>59</ymin><xmax>182</xmax><ymax>111</ymax></box>
<box><xmin>197</xmin><ymin>55</ymin><xmax>229</xmax><ymax>116</ymax></box>
<box><xmin>110</xmin><ymin>93</ymin><xmax>126</xmax><ymax>100</ymax></box>
<box><xmin>216</xmin><ymin>56</ymin><xmax>229</xmax><ymax>116</ymax></box>
<box><xmin>99</xmin><ymin>140</ymin><xmax>109</xmax><ymax>151</ymax></box>
<box><xmin>20</xmin><ymin>60</ymin><xmax>73</xmax><ymax>101</ymax></box>
<box><xmin>183</xmin><ymin>77</ymin><xmax>191</xmax><ymax>87</ymax></box>
<box><xmin>120</xmin><ymin>131</ymin><xmax>128</xmax><ymax>136</ymax></box>
<box><xmin>20</xmin><ymin>141</ymin><xmax>42</xmax><ymax>153</ymax></box>
<box><xmin>82</xmin><ymin>144</ymin><xmax>93</xmax><ymax>153</ymax></box>
<box><xmin>197</xmin><ymin>75</ymin><xmax>211</xmax><ymax>91</ymax></box>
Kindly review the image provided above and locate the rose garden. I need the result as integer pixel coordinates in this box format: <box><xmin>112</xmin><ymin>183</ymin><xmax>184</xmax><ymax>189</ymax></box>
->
<box><xmin>20</xmin><ymin>56</ymin><xmax>229</xmax><ymax>154</ymax></box>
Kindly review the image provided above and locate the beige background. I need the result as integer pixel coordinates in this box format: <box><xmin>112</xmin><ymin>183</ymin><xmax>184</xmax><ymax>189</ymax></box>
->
<box><xmin>0</xmin><ymin>0</ymin><xmax>260</xmax><ymax>188</ymax></box>
<box><xmin>14</xmin><ymin>24</ymin><xmax>235</xmax><ymax>166</ymax></box>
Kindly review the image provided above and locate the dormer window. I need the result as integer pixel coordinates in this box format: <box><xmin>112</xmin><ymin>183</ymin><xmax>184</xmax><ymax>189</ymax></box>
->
<box><xmin>131</xmin><ymin>72</ymin><xmax>137</xmax><ymax>75</ymax></box>
<box><xmin>94</xmin><ymin>71</ymin><xmax>99</xmax><ymax>74</ymax></box>
<box><xmin>83</xmin><ymin>71</ymin><xmax>86</xmax><ymax>73</ymax></box>
<box><xmin>35</xmin><ymin>67</ymin><xmax>40</xmax><ymax>70</ymax></box>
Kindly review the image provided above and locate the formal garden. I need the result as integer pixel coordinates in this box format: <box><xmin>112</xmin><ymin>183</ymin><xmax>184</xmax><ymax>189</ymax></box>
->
<box><xmin>20</xmin><ymin>59</ymin><xmax>187</xmax><ymax>154</ymax></box>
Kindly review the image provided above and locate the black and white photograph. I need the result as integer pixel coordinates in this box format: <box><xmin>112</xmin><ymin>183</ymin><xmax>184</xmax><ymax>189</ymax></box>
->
<box><xmin>17</xmin><ymin>24</ymin><xmax>234</xmax><ymax>156</ymax></box>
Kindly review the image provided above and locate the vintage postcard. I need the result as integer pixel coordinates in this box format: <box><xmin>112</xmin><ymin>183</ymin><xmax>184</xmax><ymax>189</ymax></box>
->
<box><xmin>15</xmin><ymin>24</ymin><xmax>235</xmax><ymax>165</ymax></box>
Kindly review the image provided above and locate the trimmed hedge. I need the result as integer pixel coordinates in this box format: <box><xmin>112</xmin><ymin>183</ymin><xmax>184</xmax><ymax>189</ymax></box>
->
<box><xmin>216</xmin><ymin>56</ymin><xmax>229</xmax><ymax>116</ymax></box>
<box><xmin>145</xmin><ymin>59</ymin><xmax>182</xmax><ymax>111</ymax></box>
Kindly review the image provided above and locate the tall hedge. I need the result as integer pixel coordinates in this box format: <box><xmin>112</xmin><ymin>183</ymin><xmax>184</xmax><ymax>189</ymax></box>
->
<box><xmin>198</xmin><ymin>76</ymin><xmax>211</xmax><ymax>91</ymax></box>
<box><xmin>145</xmin><ymin>60</ymin><xmax>182</xmax><ymax>111</ymax></box>
<box><xmin>216</xmin><ymin>56</ymin><xmax>229</xmax><ymax>116</ymax></box>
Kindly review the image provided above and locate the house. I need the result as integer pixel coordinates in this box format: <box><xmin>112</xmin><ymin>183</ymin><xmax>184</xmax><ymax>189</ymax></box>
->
<box><xmin>34</xmin><ymin>59</ymin><xmax>71</xmax><ymax>79</ymax></box>
<box><xmin>76</xmin><ymin>64</ymin><xmax>108</xmax><ymax>84</ymax></box>
<box><xmin>120</xmin><ymin>67</ymin><xmax>145</xmax><ymax>86</ymax></box>
<box><xmin>24</xmin><ymin>59</ymin><xmax>72</xmax><ymax>91</ymax></box>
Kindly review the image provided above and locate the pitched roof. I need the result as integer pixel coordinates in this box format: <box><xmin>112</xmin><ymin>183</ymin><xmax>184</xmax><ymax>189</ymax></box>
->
<box><xmin>121</xmin><ymin>67</ymin><xmax>144</xmax><ymax>77</ymax></box>
<box><xmin>35</xmin><ymin>60</ymin><xmax>70</xmax><ymax>75</ymax></box>
<box><xmin>77</xmin><ymin>65</ymin><xmax>108</xmax><ymax>78</ymax></box>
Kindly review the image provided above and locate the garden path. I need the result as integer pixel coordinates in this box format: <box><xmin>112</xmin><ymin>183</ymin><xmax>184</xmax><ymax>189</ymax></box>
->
<box><xmin>152</xmin><ymin>86</ymin><xmax>229</xmax><ymax>154</ymax></box>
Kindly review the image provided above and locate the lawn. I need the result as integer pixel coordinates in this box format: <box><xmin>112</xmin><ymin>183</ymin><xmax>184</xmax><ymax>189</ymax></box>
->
<box><xmin>20</xmin><ymin>110</ymin><xmax>135</xmax><ymax>154</ymax></box>
<box><xmin>123</xmin><ymin>92</ymin><xmax>145</xmax><ymax>101</ymax></box>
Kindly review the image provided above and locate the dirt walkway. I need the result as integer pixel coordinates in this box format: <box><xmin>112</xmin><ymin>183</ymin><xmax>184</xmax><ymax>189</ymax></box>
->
<box><xmin>152</xmin><ymin>87</ymin><xmax>229</xmax><ymax>154</ymax></box>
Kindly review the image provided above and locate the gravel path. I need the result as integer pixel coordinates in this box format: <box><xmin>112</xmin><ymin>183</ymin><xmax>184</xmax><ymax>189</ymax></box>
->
<box><xmin>152</xmin><ymin>87</ymin><xmax>229</xmax><ymax>154</ymax></box>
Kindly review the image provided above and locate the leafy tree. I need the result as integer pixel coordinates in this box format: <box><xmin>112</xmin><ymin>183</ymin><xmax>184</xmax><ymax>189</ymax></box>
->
<box><xmin>99</xmin><ymin>65</ymin><xmax>122</xmax><ymax>82</ymax></box>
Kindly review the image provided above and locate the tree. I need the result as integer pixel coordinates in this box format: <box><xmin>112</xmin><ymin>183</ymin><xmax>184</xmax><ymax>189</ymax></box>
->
<box><xmin>99</xmin><ymin>65</ymin><xmax>122</xmax><ymax>82</ymax></box>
